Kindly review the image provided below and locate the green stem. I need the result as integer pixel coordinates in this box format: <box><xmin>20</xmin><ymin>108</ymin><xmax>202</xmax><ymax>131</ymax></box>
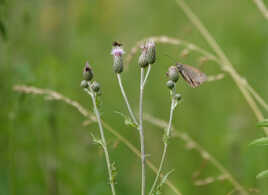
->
<box><xmin>86</xmin><ymin>86</ymin><xmax>116</xmax><ymax>195</ymax></box>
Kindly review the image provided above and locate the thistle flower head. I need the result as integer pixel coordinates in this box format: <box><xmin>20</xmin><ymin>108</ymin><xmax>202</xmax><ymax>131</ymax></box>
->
<box><xmin>111</xmin><ymin>41</ymin><xmax>125</xmax><ymax>57</ymax></box>
<box><xmin>111</xmin><ymin>41</ymin><xmax>125</xmax><ymax>73</ymax></box>
<box><xmin>83</xmin><ymin>61</ymin><xmax>94</xmax><ymax>81</ymax></box>
<box><xmin>166</xmin><ymin>65</ymin><xmax>179</xmax><ymax>82</ymax></box>
<box><xmin>138</xmin><ymin>39</ymin><xmax>156</xmax><ymax>68</ymax></box>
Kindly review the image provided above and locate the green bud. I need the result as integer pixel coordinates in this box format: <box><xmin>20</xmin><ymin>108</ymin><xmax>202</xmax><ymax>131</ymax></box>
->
<box><xmin>113</xmin><ymin>55</ymin><xmax>124</xmax><ymax>73</ymax></box>
<box><xmin>91</xmin><ymin>81</ymin><xmax>101</xmax><ymax>92</ymax></box>
<box><xmin>138</xmin><ymin>50</ymin><xmax>149</xmax><ymax>68</ymax></box>
<box><xmin>174</xmin><ymin>93</ymin><xmax>182</xmax><ymax>101</ymax></box>
<box><xmin>83</xmin><ymin>62</ymin><xmax>94</xmax><ymax>81</ymax></box>
<box><xmin>166</xmin><ymin>80</ymin><xmax>175</xmax><ymax>89</ymax></box>
<box><xmin>80</xmin><ymin>80</ymin><xmax>89</xmax><ymax>88</ymax></box>
<box><xmin>146</xmin><ymin>40</ymin><xmax>156</xmax><ymax>64</ymax></box>
<box><xmin>111</xmin><ymin>43</ymin><xmax>125</xmax><ymax>74</ymax></box>
<box><xmin>167</xmin><ymin>66</ymin><xmax>179</xmax><ymax>82</ymax></box>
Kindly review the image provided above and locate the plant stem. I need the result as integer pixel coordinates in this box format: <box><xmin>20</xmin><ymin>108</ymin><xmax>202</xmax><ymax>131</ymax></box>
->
<box><xmin>143</xmin><ymin>64</ymin><xmax>152</xmax><ymax>88</ymax></box>
<box><xmin>139</xmin><ymin>67</ymin><xmax>146</xmax><ymax>195</ymax></box>
<box><xmin>86</xmin><ymin>87</ymin><xmax>116</xmax><ymax>195</ymax></box>
<box><xmin>149</xmin><ymin>92</ymin><xmax>175</xmax><ymax>195</ymax></box>
<box><xmin>116</xmin><ymin>73</ymin><xmax>138</xmax><ymax>126</ymax></box>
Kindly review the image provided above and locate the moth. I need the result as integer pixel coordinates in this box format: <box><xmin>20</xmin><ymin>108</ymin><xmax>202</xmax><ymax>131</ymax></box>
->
<box><xmin>176</xmin><ymin>63</ymin><xmax>207</xmax><ymax>88</ymax></box>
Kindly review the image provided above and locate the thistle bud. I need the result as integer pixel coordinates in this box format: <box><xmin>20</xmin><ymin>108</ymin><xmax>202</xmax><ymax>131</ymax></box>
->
<box><xmin>146</xmin><ymin>39</ymin><xmax>156</xmax><ymax>64</ymax></box>
<box><xmin>91</xmin><ymin>81</ymin><xmax>101</xmax><ymax>92</ymax></box>
<box><xmin>111</xmin><ymin>42</ymin><xmax>125</xmax><ymax>73</ymax></box>
<box><xmin>174</xmin><ymin>93</ymin><xmax>182</xmax><ymax>101</ymax></box>
<box><xmin>83</xmin><ymin>62</ymin><xmax>94</xmax><ymax>81</ymax></box>
<box><xmin>138</xmin><ymin>39</ymin><xmax>156</xmax><ymax>68</ymax></box>
<box><xmin>80</xmin><ymin>80</ymin><xmax>89</xmax><ymax>88</ymax></box>
<box><xmin>138</xmin><ymin>48</ymin><xmax>149</xmax><ymax>68</ymax></box>
<box><xmin>166</xmin><ymin>66</ymin><xmax>179</xmax><ymax>82</ymax></box>
<box><xmin>166</xmin><ymin>80</ymin><xmax>175</xmax><ymax>89</ymax></box>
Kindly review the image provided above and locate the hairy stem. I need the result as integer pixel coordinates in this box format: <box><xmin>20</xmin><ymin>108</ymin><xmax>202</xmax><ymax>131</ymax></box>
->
<box><xmin>139</xmin><ymin>67</ymin><xmax>146</xmax><ymax>195</ymax></box>
<box><xmin>116</xmin><ymin>73</ymin><xmax>138</xmax><ymax>126</ymax></box>
<box><xmin>86</xmin><ymin>87</ymin><xmax>116</xmax><ymax>195</ymax></box>
<box><xmin>149</xmin><ymin>94</ymin><xmax>175</xmax><ymax>195</ymax></box>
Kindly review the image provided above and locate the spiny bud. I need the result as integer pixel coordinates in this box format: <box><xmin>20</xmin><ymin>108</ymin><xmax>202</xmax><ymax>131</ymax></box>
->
<box><xmin>138</xmin><ymin>48</ymin><xmax>149</xmax><ymax>68</ymax></box>
<box><xmin>91</xmin><ymin>81</ymin><xmax>101</xmax><ymax>92</ymax></box>
<box><xmin>174</xmin><ymin>93</ymin><xmax>182</xmax><ymax>101</ymax></box>
<box><xmin>111</xmin><ymin>41</ymin><xmax>125</xmax><ymax>74</ymax></box>
<box><xmin>166</xmin><ymin>66</ymin><xmax>179</xmax><ymax>82</ymax></box>
<box><xmin>166</xmin><ymin>80</ymin><xmax>175</xmax><ymax>89</ymax></box>
<box><xmin>80</xmin><ymin>80</ymin><xmax>89</xmax><ymax>88</ymax></box>
<box><xmin>146</xmin><ymin>39</ymin><xmax>156</xmax><ymax>64</ymax></box>
<box><xmin>138</xmin><ymin>39</ymin><xmax>156</xmax><ymax>68</ymax></box>
<box><xmin>83</xmin><ymin>62</ymin><xmax>94</xmax><ymax>81</ymax></box>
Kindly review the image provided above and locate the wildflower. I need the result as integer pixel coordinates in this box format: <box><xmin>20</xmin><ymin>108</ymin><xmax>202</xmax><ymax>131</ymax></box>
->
<box><xmin>138</xmin><ymin>39</ymin><xmax>156</xmax><ymax>68</ymax></box>
<box><xmin>111</xmin><ymin>41</ymin><xmax>125</xmax><ymax>73</ymax></box>
<box><xmin>166</xmin><ymin>66</ymin><xmax>179</xmax><ymax>82</ymax></box>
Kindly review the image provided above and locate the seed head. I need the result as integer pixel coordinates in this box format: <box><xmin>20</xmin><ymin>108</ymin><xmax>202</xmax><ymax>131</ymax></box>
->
<box><xmin>166</xmin><ymin>66</ymin><xmax>179</xmax><ymax>82</ymax></box>
<box><xmin>111</xmin><ymin>42</ymin><xmax>125</xmax><ymax>73</ymax></box>
<box><xmin>83</xmin><ymin>62</ymin><xmax>94</xmax><ymax>81</ymax></box>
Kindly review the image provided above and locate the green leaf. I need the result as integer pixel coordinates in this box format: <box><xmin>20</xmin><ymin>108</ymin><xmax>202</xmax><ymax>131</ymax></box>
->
<box><xmin>153</xmin><ymin>169</ymin><xmax>175</xmax><ymax>195</ymax></box>
<box><xmin>114</xmin><ymin>111</ymin><xmax>138</xmax><ymax>129</ymax></box>
<box><xmin>257</xmin><ymin>170</ymin><xmax>268</xmax><ymax>179</ymax></box>
<box><xmin>249</xmin><ymin>137</ymin><xmax>268</xmax><ymax>147</ymax></box>
<box><xmin>257</xmin><ymin>119</ymin><xmax>268</xmax><ymax>127</ymax></box>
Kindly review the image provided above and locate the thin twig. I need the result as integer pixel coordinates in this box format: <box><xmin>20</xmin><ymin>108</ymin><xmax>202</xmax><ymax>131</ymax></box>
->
<box><xmin>139</xmin><ymin>67</ymin><xmax>146</xmax><ymax>195</ymax></box>
<box><xmin>116</xmin><ymin>73</ymin><xmax>138</xmax><ymax>125</ymax></box>
<box><xmin>175</xmin><ymin>0</ymin><xmax>268</xmax><ymax>135</ymax></box>
<box><xmin>144</xmin><ymin>114</ymin><xmax>249</xmax><ymax>195</ymax></box>
<box><xmin>13</xmin><ymin>85</ymin><xmax>183</xmax><ymax>195</ymax></box>
<box><xmin>253</xmin><ymin>0</ymin><xmax>268</xmax><ymax>20</ymax></box>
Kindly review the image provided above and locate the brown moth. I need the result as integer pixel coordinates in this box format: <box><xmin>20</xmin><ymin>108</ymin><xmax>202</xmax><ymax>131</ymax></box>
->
<box><xmin>176</xmin><ymin>63</ymin><xmax>207</xmax><ymax>88</ymax></box>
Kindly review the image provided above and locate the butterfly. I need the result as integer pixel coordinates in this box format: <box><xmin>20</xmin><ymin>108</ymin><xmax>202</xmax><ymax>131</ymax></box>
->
<box><xmin>176</xmin><ymin>63</ymin><xmax>207</xmax><ymax>88</ymax></box>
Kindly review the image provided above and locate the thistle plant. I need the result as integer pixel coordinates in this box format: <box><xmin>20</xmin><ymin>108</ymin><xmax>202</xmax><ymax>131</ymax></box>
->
<box><xmin>149</xmin><ymin>65</ymin><xmax>181</xmax><ymax>195</ymax></box>
<box><xmin>112</xmin><ymin>39</ymin><xmax>156</xmax><ymax>195</ymax></box>
<box><xmin>81</xmin><ymin>62</ymin><xmax>116</xmax><ymax>195</ymax></box>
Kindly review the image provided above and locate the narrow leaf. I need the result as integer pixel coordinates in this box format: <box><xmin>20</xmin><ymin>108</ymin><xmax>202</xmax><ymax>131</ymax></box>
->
<box><xmin>257</xmin><ymin>170</ymin><xmax>268</xmax><ymax>179</ymax></box>
<box><xmin>153</xmin><ymin>169</ymin><xmax>175</xmax><ymax>195</ymax></box>
<box><xmin>249</xmin><ymin>137</ymin><xmax>268</xmax><ymax>146</ymax></box>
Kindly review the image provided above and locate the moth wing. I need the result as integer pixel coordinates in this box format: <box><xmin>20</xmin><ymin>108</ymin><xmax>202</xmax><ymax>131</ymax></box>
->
<box><xmin>180</xmin><ymin>64</ymin><xmax>207</xmax><ymax>88</ymax></box>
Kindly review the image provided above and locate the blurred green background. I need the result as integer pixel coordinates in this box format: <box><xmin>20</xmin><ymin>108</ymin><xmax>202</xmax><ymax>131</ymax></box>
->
<box><xmin>1</xmin><ymin>0</ymin><xmax>268</xmax><ymax>194</ymax></box>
